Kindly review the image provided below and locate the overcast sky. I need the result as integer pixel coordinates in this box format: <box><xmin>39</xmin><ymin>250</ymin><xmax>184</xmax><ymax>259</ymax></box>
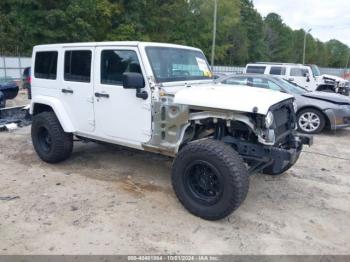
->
<box><xmin>253</xmin><ymin>0</ymin><xmax>350</xmax><ymax>46</ymax></box>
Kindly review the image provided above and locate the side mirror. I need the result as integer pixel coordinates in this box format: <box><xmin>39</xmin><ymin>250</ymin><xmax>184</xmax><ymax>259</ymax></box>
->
<box><xmin>123</xmin><ymin>72</ymin><xmax>144</xmax><ymax>89</ymax></box>
<box><xmin>122</xmin><ymin>72</ymin><xmax>148</xmax><ymax>100</ymax></box>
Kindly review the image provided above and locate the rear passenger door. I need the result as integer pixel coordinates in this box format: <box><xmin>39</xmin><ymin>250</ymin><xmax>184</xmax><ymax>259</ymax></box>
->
<box><xmin>61</xmin><ymin>47</ymin><xmax>95</xmax><ymax>133</ymax></box>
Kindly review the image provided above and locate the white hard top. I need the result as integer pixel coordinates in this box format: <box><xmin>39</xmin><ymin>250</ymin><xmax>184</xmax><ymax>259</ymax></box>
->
<box><xmin>246</xmin><ymin>62</ymin><xmax>308</xmax><ymax>68</ymax></box>
<box><xmin>33</xmin><ymin>41</ymin><xmax>201</xmax><ymax>51</ymax></box>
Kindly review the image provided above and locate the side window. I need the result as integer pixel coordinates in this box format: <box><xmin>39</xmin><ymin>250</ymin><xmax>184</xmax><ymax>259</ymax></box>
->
<box><xmin>246</xmin><ymin>66</ymin><xmax>266</xmax><ymax>74</ymax></box>
<box><xmin>290</xmin><ymin>68</ymin><xmax>308</xmax><ymax>77</ymax></box>
<box><xmin>64</xmin><ymin>50</ymin><xmax>92</xmax><ymax>82</ymax></box>
<box><xmin>223</xmin><ymin>77</ymin><xmax>248</xmax><ymax>85</ymax></box>
<box><xmin>269</xmin><ymin>66</ymin><xmax>286</xmax><ymax>76</ymax></box>
<box><xmin>34</xmin><ymin>51</ymin><xmax>58</xmax><ymax>79</ymax></box>
<box><xmin>101</xmin><ymin>50</ymin><xmax>141</xmax><ymax>85</ymax></box>
<box><xmin>267</xmin><ymin>80</ymin><xmax>282</xmax><ymax>91</ymax></box>
<box><xmin>251</xmin><ymin>78</ymin><xmax>269</xmax><ymax>89</ymax></box>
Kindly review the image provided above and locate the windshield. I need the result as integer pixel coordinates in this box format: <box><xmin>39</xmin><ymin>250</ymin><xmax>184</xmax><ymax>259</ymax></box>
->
<box><xmin>310</xmin><ymin>65</ymin><xmax>321</xmax><ymax>76</ymax></box>
<box><xmin>146</xmin><ymin>47</ymin><xmax>213</xmax><ymax>83</ymax></box>
<box><xmin>276</xmin><ymin>78</ymin><xmax>309</xmax><ymax>95</ymax></box>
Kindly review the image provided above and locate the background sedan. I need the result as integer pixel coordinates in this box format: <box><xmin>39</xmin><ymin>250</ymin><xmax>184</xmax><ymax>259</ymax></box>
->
<box><xmin>217</xmin><ymin>74</ymin><xmax>350</xmax><ymax>134</ymax></box>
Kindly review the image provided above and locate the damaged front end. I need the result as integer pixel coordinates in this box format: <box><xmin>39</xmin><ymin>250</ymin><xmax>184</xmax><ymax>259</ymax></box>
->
<box><xmin>221</xmin><ymin>99</ymin><xmax>313</xmax><ymax>174</ymax></box>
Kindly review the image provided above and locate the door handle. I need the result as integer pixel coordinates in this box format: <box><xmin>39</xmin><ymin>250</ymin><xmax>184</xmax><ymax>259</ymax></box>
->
<box><xmin>95</xmin><ymin>92</ymin><xmax>110</xmax><ymax>98</ymax></box>
<box><xmin>61</xmin><ymin>88</ymin><xmax>74</xmax><ymax>94</ymax></box>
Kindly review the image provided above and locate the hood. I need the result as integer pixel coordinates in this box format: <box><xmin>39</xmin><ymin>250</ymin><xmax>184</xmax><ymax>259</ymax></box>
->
<box><xmin>173</xmin><ymin>83</ymin><xmax>293</xmax><ymax>115</ymax></box>
<box><xmin>321</xmin><ymin>74</ymin><xmax>348</xmax><ymax>83</ymax></box>
<box><xmin>302</xmin><ymin>91</ymin><xmax>350</xmax><ymax>105</ymax></box>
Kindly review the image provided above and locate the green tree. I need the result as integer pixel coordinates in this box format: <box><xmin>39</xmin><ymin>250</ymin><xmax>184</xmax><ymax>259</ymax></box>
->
<box><xmin>263</xmin><ymin>13</ymin><xmax>293</xmax><ymax>62</ymax></box>
<box><xmin>239</xmin><ymin>0</ymin><xmax>266</xmax><ymax>63</ymax></box>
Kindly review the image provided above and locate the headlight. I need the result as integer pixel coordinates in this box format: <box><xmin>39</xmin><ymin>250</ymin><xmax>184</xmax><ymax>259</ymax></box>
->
<box><xmin>265</xmin><ymin>111</ymin><xmax>274</xmax><ymax>128</ymax></box>
<box><xmin>293</xmin><ymin>101</ymin><xmax>298</xmax><ymax>112</ymax></box>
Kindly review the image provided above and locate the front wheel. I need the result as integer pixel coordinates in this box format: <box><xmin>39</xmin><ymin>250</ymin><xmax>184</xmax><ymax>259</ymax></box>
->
<box><xmin>171</xmin><ymin>139</ymin><xmax>249</xmax><ymax>221</ymax></box>
<box><xmin>31</xmin><ymin>111</ymin><xmax>73</xmax><ymax>163</ymax></box>
<box><xmin>297</xmin><ymin>108</ymin><xmax>326</xmax><ymax>134</ymax></box>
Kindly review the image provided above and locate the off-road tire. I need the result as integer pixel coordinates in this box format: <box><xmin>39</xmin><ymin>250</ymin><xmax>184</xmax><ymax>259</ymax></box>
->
<box><xmin>171</xmin><ymin>139</ymin><xmax>249</xmax><ymax>221</ymax></box>
<box><xmin>297</xmin><ymin>108</ymin><xmax>326</xmax><ymax>134</ymax></box>
<box><xmin>31</xmin><ymin>111</ymin><xmax>73</xmax><ymax>163</ymax></box>
<box><xmin>262</xmin><ymin>151</ymin><xmax>301</xmax><ymax>176</ymax></box>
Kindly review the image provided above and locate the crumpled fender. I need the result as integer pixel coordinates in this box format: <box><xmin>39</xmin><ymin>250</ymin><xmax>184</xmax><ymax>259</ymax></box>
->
<box><xmin>30</xmin><ymin>95</ymin><xmax>75</xmax><ymax>132</ymax></box>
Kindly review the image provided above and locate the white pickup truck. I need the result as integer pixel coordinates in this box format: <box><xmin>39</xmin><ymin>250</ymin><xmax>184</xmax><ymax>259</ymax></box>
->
<box><xmin>29</xmin><ymin>42</ymin><xmax>312</xmax><ymax>220</ymax></box>
<box><xmin>246</xmin><ymin>62</ymin><xmax>349</xmax><ymax>96</ymax></box>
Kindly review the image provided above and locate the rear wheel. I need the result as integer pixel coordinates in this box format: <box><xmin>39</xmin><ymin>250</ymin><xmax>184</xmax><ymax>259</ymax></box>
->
<box><xmin>297</xmin><ymin>108</ymin><xmax>325</xmax><ymax>134</ymax></box>
<box><xmin>172</xmin><ymin>139</ymin><xmax>249</xmax><ymax>221</ymax></box>
<box><xmin>31</xmin><ymin>111</ymin><xmax>73</xmax><ymax>163</ymax></box>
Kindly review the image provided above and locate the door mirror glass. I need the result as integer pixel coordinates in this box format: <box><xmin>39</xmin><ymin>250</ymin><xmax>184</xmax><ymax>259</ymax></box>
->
<box><xmin>123</xmin><ymin>72</ymin><xmax>144</xmax><ymax>89</ymax></box>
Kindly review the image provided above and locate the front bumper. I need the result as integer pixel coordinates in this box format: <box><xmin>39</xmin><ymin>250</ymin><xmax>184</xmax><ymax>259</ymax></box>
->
<box><xmin>222</xmin><ymin>134</ymin><xmax>313</xmax><ymax>174</ymax></box>
<box><xmin>324</xmin><ymin>107</ymin><xmax>350</xmax><ymax>130</ymax></box>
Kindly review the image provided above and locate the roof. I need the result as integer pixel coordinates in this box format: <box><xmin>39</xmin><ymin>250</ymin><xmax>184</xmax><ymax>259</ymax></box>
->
<box><xmin>216</xmin><ymin>73</ymin><xmax>282</xmax><ymax>81</ymax></box>
<box><xmin>33</xmin><ymin>41</ymin><xmax>201</xmax><ymax>51</ymax></box>
<box><xmin>253</xmin><ymin>62</ymin><xmax>304</xmax><ymax>66</ymax></box>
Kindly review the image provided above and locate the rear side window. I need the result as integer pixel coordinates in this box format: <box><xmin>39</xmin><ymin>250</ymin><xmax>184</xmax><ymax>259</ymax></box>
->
<box><xmin>246</xmin><ymin>66</ymin><xmax>266</xmax><ymax>74</ymax></box>
<box><xmin>64</xmin><ymin>50</ymin><xmax>92</xmax><ymax>82</ymax></box>
<box><xmin>34</xmin><ymin>51</ymin><xmax>58</xmax><ymax>79</ymax></box>
<box><xmin>101</xmin><ymin>50</ymin><xmax>141</xmax><ymax>85</ymax></box>
<box><xmin>269</xmin><ymin>66</ymin><xmax>286</xmax><ymax>75</ymax></box>
<box><xmin>223</xmin><ymin>77</ymin><xmax>248</xmax><ymax>85</ymax></box>
<box><xmin>251</xmin><ymin>77</ymin><xmax>269</xmax><ymax>88</ymax></box>
<box><xmin>290</xmin><ymin>68</ymin><xmax>308</xmax><ymax>77</ymax></box>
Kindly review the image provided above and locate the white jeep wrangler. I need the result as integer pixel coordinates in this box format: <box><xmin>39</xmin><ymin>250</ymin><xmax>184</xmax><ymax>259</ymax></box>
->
<box><xmin>30</xmin><ymin>42</ymin><xmax>312</xmax><ymax>220</ymax></box>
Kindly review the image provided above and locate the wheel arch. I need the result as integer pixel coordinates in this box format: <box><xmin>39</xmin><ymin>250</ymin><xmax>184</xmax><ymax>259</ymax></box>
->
<box><xmin>30</xmin><ymin>96</ymin><xmax>75</xmax><ymax>132</ymax></box>
<box><xmin>177</xmin><ymin>114</ymin><xmax>257</xmax><ymax>153</ymax></box>
<box><xmin>296</xmin><ymin>106</ymin><xmax>330</xmax><ymax>128</ymax></box>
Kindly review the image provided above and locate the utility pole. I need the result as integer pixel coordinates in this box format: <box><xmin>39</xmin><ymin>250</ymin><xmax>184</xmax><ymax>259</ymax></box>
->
<box><xmin>302</xmin><ymin>28</ymin><xmax>312</xmax><ymax>64</ymax></box>
<box><xmin>211</xmin><ymin>0</ymin><xmax>218</xmax><ymax>70</ymax></box>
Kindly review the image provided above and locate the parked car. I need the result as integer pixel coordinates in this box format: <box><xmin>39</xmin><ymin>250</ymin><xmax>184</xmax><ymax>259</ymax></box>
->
<box><xmin>245</xmin><ymin>62</ymin><xmax>350</xmax><ymax>96</ymax></box>
<box><xmin>0</xmin><ymin>80</ymin><xmax>19</xmax><ymax>108</ymax></box>
<box><xmin>218</xmin><ymin>74</ymin><xmax>350</xmax><ymax>134</ymax></box>
<box><xmin>306</xmin><ymin>64</ymin><xmax>349</xmax><ymax>96</ymax></box>
<box><xmin>30</xmin><ymin>42</ymin><xmax>311</xmax><ymax>220</ymax></box>
<box><xmin>22</xmin><ymin>67</ymin><xmax>31</xmax><ymax>99</ymax></box>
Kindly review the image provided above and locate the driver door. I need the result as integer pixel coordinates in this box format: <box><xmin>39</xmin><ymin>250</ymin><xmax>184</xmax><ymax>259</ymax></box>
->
<box><xmin>93</xmin><ymin>47</ymin><xmax>152</xmax><ymax>146</ymax></box>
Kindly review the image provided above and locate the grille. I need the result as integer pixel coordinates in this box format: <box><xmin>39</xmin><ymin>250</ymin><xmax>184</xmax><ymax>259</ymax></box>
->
<box><xmin>271</xmin><ymin>101</ymin><xmax>295</xmax><ymax>142</ymax></box>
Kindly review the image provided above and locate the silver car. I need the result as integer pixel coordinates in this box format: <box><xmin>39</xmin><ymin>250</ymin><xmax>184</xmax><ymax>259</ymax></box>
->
<box><xmin>217</xmin><ymin>74</ymin><xmax>350</xmax><ymax>134</ymax></box>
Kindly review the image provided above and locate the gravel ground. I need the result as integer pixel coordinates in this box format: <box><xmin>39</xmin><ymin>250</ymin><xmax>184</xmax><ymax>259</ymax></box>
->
<box><xmin>0</xmin><ymin>94</ymin><xmax>350</xmax><ymax>255</ymax></box>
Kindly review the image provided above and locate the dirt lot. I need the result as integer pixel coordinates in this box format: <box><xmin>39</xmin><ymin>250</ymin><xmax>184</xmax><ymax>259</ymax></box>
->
<box><xmin>0</xmin><ymin>93</ymin><xmax>350</xmax><ymax>255</ymax></box>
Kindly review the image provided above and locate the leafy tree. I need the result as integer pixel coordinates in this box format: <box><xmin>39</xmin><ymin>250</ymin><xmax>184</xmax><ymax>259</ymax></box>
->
<box><xmin>325</xmin><ymin>39</ymin><xmax>349</xmax><ymax>68</ymax></box>
<box><xmin>263</xmin><ymin>13</ymin><xmax>293</xmax><ymax>62</ymax></box>
<box><xmin>0</xmin><ymin>0</ymin><xmax>349</xmax><ymax>67</ymax></box>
